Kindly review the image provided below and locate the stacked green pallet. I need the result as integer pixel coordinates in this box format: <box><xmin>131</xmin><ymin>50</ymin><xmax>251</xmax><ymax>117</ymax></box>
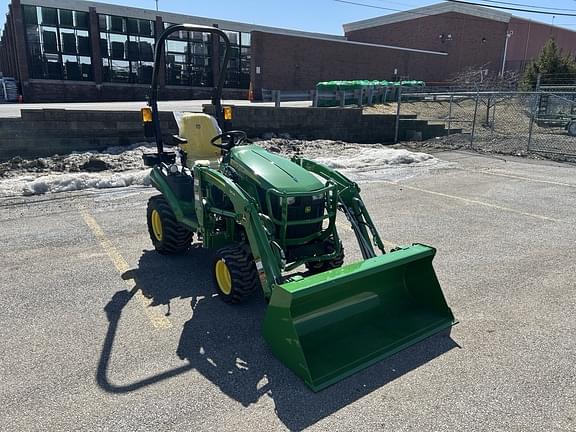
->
<box><xmin>316</xmin><ymin>80</ymin><xmax>425</xmax><ymax>107</ymax></box>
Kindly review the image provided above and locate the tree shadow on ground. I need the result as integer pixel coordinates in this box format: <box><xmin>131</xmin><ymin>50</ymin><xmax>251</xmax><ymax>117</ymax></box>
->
<box><xmin>97</xmin><ymin>249</ymin><xmax>459</xmax><ymax>431</ymax></box>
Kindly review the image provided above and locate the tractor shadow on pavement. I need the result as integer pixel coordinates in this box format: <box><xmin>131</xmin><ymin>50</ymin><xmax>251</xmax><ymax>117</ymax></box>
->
<box><xmin>98</xmin><ymin>249</ymin><xmax>459</xmax><ymax>431</ymax></box>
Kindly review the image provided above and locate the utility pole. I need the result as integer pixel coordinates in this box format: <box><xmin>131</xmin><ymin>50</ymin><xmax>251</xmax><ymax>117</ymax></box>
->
<box><xmin>155</xmin><ymin>0</ymin><xmax>159</xmax><ymax>11</ymax></box>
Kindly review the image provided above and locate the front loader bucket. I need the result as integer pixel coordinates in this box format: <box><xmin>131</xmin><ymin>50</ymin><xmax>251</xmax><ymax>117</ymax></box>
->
<box><xmin>262</xmin><ymin>244</ymin><xmax>456</xmax><ymax>391</ymax></box>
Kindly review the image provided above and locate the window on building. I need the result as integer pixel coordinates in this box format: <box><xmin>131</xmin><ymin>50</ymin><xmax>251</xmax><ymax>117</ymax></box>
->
<box><xmin>164</xmin><ymin>24</ymin><xmax>213</xmax><ymax>87</ymax></box>
<box><xmin>220</xmin><ymin>30</ymin><xmax>250</xmax><ymax>89</ymax></box>
<box><xmin>22</xmin><ymin>5</ymin><xmax>92</xmax><ymax>81</ymax></box>
<box><xmin>100</xmin><ymin>15</ymin><xmax>155</xmax><ymax>84</ymax></box>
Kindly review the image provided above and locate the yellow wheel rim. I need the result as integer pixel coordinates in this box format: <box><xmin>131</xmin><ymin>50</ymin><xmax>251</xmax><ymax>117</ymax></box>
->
<box><xmin>151</xmin><ymin>209</ymin><xmax>163</xmax><ymax>241</ymax></box>
<box><xmin>215</xmin><ymin>260</ymin><xmax>232</xmax><ymax>295</ymax></box>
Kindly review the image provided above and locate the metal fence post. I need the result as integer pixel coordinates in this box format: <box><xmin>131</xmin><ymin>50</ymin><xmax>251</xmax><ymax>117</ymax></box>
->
<box><xmin>491</xmin><ymin>95</ymin><xmax>496</xmax><ymax>133</ymax></box>
<box><xmin>447</xmin><ymin>94</ymin><xmax>453</xmax><ymax>135</ymax></box>
<box><xmin>470</xmin><ymin>90</ymin><xmax>480</xmax><ymax>147</ymax></box>
<box><xmin>527</xmin><ymin>75</ymin><xmax>542</xmax><ymax>152</ymax></box>
<box><xmin>527</xmin><ymin>92</ymin><xmax>538</xmax><ymax>151</ymax></box>
<box><xmin>394</xmin><ymin>85</ymin><xmax>403</xmax><ymax>144</ymax></box>
<box><xmin>274</xmin><ymin>90</ymin><xmax>281</xmax><ymax>108</ymax></box>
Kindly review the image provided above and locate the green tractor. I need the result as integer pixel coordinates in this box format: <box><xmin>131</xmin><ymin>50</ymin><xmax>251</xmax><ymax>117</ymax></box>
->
<box><xmin>142</xmin><ymin>24</ymin><xmax>456</xmax><ymax>391</ymax></box>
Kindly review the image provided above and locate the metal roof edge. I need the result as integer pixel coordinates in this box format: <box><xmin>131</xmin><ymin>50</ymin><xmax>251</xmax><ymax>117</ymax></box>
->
<box><xmin>343</xmin><ymin>1</ymin><xmax>511</xmax><ymax>33</ymax></box>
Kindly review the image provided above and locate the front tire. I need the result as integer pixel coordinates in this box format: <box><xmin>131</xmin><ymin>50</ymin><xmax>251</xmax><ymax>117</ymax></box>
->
<box><xmin>147</xmin><ymin>195</ymin><xmax>193</xmax><ymax>255</ymax></box>
<box><xmin>567</xmin><ymin>120</ymin><xmax>576</xmax><ymax>137</ymax></box>
<box><xmin>213</xmin><ymin>244</ymin><xmax>260</xmax><ymax>304</ymax></box>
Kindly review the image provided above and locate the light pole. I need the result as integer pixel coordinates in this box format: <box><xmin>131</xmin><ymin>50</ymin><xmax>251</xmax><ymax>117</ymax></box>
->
<box><xmin>155</xmin><ymin>0</ymin><xmax>159</xmax><ymax>11</ymax></box>
<box><xmin>500</xmin><ymin>30</ymin><xmax>513</xmax><ymax>78</ymax></box>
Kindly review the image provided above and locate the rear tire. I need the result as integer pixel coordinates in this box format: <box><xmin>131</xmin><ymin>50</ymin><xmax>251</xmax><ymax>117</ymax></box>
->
<box><xmin>305</xmin><ymin>241</ymin><xmax>345</xmax><ymax>274</ymax></box>
<box><xmin>147</xmin><ymin>195</ymin><xmax>193</xmax><ymax>255</ymax></box>
<box><xmin>213</xmin><ymin>244</ymin><xmax>260</xmax><ymax>304</ymax></box>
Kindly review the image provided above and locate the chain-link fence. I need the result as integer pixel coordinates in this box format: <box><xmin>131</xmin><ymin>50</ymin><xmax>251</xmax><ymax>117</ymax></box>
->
<box><xmin>391</xmin><ymin>89</ymin><xmax>576</xmax><ymax>158</ymax></box>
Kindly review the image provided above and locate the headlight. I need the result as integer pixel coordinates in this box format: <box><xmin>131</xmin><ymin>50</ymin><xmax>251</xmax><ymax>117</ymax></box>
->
<box><xmin>312</xmin><ymin>193</ymin><xmax>324</xmax><ymax>201</ymax></box>
<box><xmin>286</xmin><ymin>197</ymin><xmax>296</xmax><ymax>205</ymax></box>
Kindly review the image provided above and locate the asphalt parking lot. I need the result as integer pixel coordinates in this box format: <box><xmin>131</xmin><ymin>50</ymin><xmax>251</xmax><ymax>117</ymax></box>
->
<box><xmin>1</xmin><ymin>150</ymin><xmax>574</xmax><ymax>431</ymax></box>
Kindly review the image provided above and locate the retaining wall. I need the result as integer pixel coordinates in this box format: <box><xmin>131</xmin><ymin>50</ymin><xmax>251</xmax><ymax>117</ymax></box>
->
<box><xmin>0</xmin><ymin>107</ymin><xmax>451</xmax><ymax>160</ymax></box>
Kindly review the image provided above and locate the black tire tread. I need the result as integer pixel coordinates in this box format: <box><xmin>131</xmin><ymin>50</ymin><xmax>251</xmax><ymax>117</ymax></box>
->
<box><xmin>213</xmin><ymin>244</ymin><xmax>260</xmax><ymax>304</ymax></box>
<box><xmin>147</xmin><ymin>195</ymin><xmax>193</xmax><ymax>255</ymax></box>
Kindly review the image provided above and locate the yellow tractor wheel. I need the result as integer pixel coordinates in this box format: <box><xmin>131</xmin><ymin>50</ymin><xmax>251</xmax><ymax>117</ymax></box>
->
<box><xmin>146</xmin><ymin>196</ymin><xmax>193</xmax><ymax>255</ymax></box>
<box><xmin>212</xmin><ymin>244</ymin><xmax>260</xmax><ymax>304</ymax></box>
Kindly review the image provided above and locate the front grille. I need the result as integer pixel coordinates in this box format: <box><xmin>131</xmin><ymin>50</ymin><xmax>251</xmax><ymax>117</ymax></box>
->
<box><xmin>271</xmin><ymin>196</ymin><xmax>324</xmax><ymax>240</ymax></box>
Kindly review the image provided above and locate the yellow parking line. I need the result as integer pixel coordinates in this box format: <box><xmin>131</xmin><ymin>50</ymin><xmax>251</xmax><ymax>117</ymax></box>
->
<box><xmin>79</xmin><ymin>207</ymin><xmax>172</xmax><ymax>329</ymax></box>
<box><xmin>382</xmin><ymin>181</ymin><xmax>561</xmax><ymax>223</ymax></box>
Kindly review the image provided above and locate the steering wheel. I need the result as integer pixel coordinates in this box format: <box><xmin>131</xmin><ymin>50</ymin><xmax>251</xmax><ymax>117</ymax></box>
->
<box><xmin>210</xmin><ymin>131</ymin><xmax>248</xmax><ymax>150</ymax></box>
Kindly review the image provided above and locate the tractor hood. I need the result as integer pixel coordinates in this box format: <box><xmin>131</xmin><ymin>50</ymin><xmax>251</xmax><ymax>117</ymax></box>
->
<box><xmin>229</xmin><ymin>145</ymin><xmax>325</xmax><ymax>193</ymax></box>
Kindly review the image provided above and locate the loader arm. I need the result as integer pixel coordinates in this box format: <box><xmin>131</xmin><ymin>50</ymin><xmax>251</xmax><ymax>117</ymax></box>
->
<box><xmin>293</xmin><ymin>157</ymin><xmax>387</xmax><ymax>258</ymax></box>
<box><xmin>193</xmin><ymin>165</ymin><xmax>284</xmax><ymax>298</ymax></box>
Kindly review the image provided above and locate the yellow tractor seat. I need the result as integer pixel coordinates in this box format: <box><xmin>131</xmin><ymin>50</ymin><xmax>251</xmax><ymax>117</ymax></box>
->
<box><xmin>178</xmin><ymin>113</ymin><xmax>222</xmax><ymax>169</ymax></box>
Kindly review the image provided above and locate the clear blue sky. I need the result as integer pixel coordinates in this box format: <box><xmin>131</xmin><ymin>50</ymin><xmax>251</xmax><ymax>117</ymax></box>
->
<box><xmin>1</xmin><ymin>0</ymin><xmax>576</xmax><ymax>33</ymax></box>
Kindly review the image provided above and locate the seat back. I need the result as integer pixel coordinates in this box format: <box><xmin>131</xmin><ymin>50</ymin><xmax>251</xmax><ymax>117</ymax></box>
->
<box><xmin>178</xmin><ymin>113</ymin><xmax>222</xmax><ymax>168</ymax></box>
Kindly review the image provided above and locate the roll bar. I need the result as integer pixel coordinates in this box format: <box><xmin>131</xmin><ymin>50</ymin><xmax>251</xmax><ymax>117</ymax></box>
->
<box><xmin>148</xmin><ymin>24</ymin><xmax>232</xmax><ymax>156</ymax></box>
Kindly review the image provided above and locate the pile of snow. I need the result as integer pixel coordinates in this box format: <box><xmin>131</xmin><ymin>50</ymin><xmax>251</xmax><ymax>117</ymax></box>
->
<box><xmin>258</xmin><ymin>139</ymin><xmax>441</xmax><ymax>182</ymax></box>
<box><xmin>0</xmin><ymin>139</ymin><xmax>441</xmax><ymax>197</ymax></box>
<box><xmin>0</xmin><ymin>170</ymin><xmax>151</xmax><ymax>197</ymax></box>
<box><xmin>0</xmin><ymin>142</ymin><xmax>156</xmax><ymax>178</ymax></box>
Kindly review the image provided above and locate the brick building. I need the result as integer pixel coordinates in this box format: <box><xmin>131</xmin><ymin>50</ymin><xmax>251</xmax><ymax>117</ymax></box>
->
<box><xmin>2</xmin><ymin>0</ymin><xmax>572</xmax><ymax>102</ymax></box>
<box><xmin>344</xmin><ymin>2</ymin><xmax>576</xmax><ymax>81</ymax></box>
<box><xmin>0</xmin><ymin>0</ymin><xmax>448</xmax><ymax>102</ymax></box>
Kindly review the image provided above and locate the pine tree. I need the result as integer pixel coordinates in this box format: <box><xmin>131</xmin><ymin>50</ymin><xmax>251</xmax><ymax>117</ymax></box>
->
<box><xmin>520</xmin><ymin>38</ymin><xmax>576</xmax><ymax>90</ymax></box>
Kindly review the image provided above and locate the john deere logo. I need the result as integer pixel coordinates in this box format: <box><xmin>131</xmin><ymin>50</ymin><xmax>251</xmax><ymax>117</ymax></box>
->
<box><xmin>304</xmin><ymin>206</ymin><xmax>312</xmax><ymax>214</ymax></box>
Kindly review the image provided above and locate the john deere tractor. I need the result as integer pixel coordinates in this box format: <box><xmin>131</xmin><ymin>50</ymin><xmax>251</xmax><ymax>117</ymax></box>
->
<box><xmin>141</xmin><ymin>24</ymin><xmax>455</xmax><ymax>391</ymax></box>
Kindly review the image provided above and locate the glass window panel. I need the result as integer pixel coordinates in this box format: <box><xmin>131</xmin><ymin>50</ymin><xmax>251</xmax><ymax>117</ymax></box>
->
<box><xmin>126</xmin><ymin>41</ymin><xmax>139</xmax><ymax>60</ymax></box>
<box><xmin>63</xmin><ymin>55</ymin><xmax>81</xmax><ymax>80</ymax></box>
<box><xmin>110</xmin><ymin>16</ymin><xmax>124</xmax><ymax>33</ymax></box>
<box><xmin>241</xmin><ymin>32</ymin><xmax>251</xmax><ymax>47</ymax></box>
<box><xmin>75</xmin><ymin>12</ymin><xmax>89</xmax><ymax>29</ymax></box>
<box><xmin>25</xmin><ymin>26</ymin><xmax>41</xmax><ymax>56</ymax></box>
<box><xmin>110</xmin><ymin>60</ymin><xmax>130</xmax><ymax>82</ymax></box>
<box><xmin>23</xmin><ymin>5</ymin><xmax>38</xmax><ymax>26</ymax></box>
<box><xmin>224</xmin><ymin>30</ymin><xmax>239</xmax><ymax>45</ymax></box>
<box><xmin>134</xmin><ymin>61</ymin><xmax>153</xmax><ymax>84</ymax></box>
<box><xmin>139</xmin><ymin>40</ymin><xmax>154</xmax><ymax>62</ymax></box>
<box><xmin>80</xmin><ymin>58</ymin><xmax>92</xmax><ymax>81</ymax></box>
<box><xmin>42</xmin><ymin>27</ymin><xmax>59</xmax><ymax>54</ymax></box>
<box><xmin>40</xmin><ymin>7</ymin><xmax>58</xmax><ymax>26</ymax></box>
<box><xmin>126</xmin><ymin>18</ymin><xmax>139</xmax><ymax>35</ymax></box>
<box><xmin>45</xmin><ymin>54</ymin><xmax>62</xmax><ymax>79</ymax></box>
<box><xmin>110</xmin><ymin>39</ymin><xmax>126</xmax><ymax>60</ymax></box>
<box><xmin>191</xmin><ymin>43</ymin><xmax>208</xmax><ymax>56</ymax></box>
<box><xmin>139</xmin><ymin>20</ymin><xmax>153</xmax><ymax>37</ymax></box>
<box><xmin>78</xmin><ymin>34</ymin><xmax>90</xmax><ymax>56</ymax></box>
<box><xmin>100</xmin><ymin>40</ymin><xmax>109</xmax><ymax>57</ymax></box>
<box><xmin>59</xmin><ymin>9</ymin><xmax>73</xmax><ymax>27</ymax></box>
<box><xmin>60</xmin><ymin>29</ymin><xmax>77</xmax><ymax>55</ymax></box>
<box><xmin>166</xmin><ymin>40</ymin><xmax>187</xmax><ymax>53</ymax></box>
<box><xmin>167</xmin><ymin>54</ymin><xmax>186</xmax><ymax>64</ymax></box>
<box><xmin>98</xmin><ymin>15</ymin><xmax>107</xmax><ymax>31</ymax></box>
